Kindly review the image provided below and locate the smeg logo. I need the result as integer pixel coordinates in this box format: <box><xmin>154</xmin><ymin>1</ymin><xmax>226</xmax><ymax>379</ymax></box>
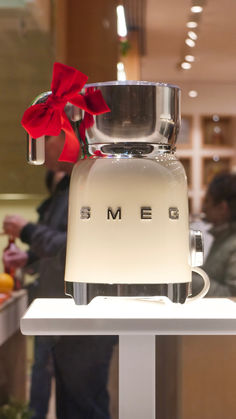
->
<box><xmin>80</xmin><ymin>206</ymin><xmax>179</xmax><ymax>220</ymax></box>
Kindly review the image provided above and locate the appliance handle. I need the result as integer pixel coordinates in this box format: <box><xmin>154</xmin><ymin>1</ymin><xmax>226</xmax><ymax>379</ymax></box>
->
<box><xmin>27</xmin><ymin>135</ymin><xmax>45</xmax><ymax>165</ymax></box>
<box><xmin>187</xmin><ymin>266</ymin><xmax>210</xmax><ymax>302</ymax></box>
<box><xmin>26</xmin><ymin>91</ymin><xmax>50</xmax><ymax>165</ymax></box>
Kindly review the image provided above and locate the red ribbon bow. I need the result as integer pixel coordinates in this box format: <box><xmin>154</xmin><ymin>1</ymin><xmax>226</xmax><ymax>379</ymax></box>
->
<box><xmin>21</xmin><ymin>62</ymin><xmax>110</xmax><ymax>163</ymax></box>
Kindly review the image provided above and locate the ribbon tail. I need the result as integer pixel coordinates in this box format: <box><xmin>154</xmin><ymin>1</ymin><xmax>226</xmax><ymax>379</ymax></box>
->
<box><xmin>79</xmin><ymin>120</ymin><xmax>86</xmax><ymax>143</ymax></box>
<box><xmin>85</xmin><ymin>90</ymin><xmax>110</xmax><ymax>115</ymax></box>
<box><xmin>59</xmin><ymin>112</ymin><xmax>80</xmax><ymax>163</ymax></box>
<box><xmin>84</xmin><ymin>112</ymin><xmax>94</xmax><ymax>129</ymax></box>
<box><xmin>71</xmin><ymin>90</ymin><xmax>110</xmax><ymax>115</ymax></box>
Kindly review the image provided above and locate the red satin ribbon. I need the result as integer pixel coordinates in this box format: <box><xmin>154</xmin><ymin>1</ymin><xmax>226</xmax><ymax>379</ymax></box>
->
<box><xmin>79</xmin><ymin>87</ymin><xmax>96</xmax><ymax>145</ymax></box>
<box><xmin>21</xmin><ymin>62</ymin><xmax>110</xmax><ymax>163</ymax></box>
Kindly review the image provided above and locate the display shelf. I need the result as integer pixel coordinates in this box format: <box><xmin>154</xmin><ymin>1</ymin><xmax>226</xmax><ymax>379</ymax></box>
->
<box><xmin>0</xmin><ymin>290</ymin><xmax>28</xmax><ymax>403</ymax></box>
<box><xmin>21</xmin><ymin>297</ymin><xmax>236</xmax><ymax>336</ymax></box>
<box><xmin>176</xmin><ymin>114</ymin><xmax>236</xmax><ymax>215</ymax></box>
<box><xmin>202</xmin><ymin>156</ymin><xmax>232</xmax><ymax>186</ymax></box>
<box><xmin>202</xmin><ymin>115</ymin><xmax>233</xmax><ymax>147</ymax></box>
<box><xmin>21</xmin><ymin>297</ymin><xmax>236</xmax><ymax>419</ymax></box>
<box><xmin>0</xmin><ymin>290</ymin><xmax>27</xmax><ymax>346</ymax></box>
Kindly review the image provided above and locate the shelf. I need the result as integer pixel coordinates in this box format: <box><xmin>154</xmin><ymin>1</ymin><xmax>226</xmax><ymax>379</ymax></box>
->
<box><xmin>0</xmin><ymin>290</ymin><xmax>27</xmax><ymax>346</ymax></box>
<box><xmin>21</xmin><ymin>297</ymin><xmax>236</xmax><ymax>336</ymax></box>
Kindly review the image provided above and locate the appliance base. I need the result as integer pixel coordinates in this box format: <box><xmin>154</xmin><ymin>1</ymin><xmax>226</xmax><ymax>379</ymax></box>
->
<box><xmin>65</xmin><ymin>282</ymin><xmax>191</xmax><ymax>305</ymax></box>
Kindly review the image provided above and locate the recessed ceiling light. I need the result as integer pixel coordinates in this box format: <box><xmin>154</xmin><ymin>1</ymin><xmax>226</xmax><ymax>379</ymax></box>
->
<box><xmin>214</xmin><ymin>126</ymin><xmax>221</xmax><ymax>134</ymax></box>
<box><xmin>188</xmin><ymin>31</ymin><xmax>198</xmax><ymax>40</ymax></box>
<box><xmin>117</xmin><ymin>62</ymin><xmax>126</xmax><ymax>81</ymax></box>
<box><xmin>185</xmin><ymin>38</ymin><xmax>196</xmax><ymax>47</ymax></box>
<box><xmin>116</xmin><ymin>5</ymin><xmax>127</xmax><ymax>37</ymax></box>
<box><xmin>191</xmin><ymin>5</ymin><xmax>203</xmax><ymax>13</ymax></box>
<box><xmin>212</xmin><ymin>114</ymin><xmax>220</xmax><ymax>122</ymax></box>
<box><xmin>181</xmin><ymin>62</ymin><xmax>192</xmax><ymax>70</ymax></box>
<box><xmin>187</xmin><ymin>21</ymin><xmax>198</xmax><ymax>28</ymax></box>
<box><xmin>185</xmin><ymin>55</ymin><xmax>195</xmax><ymax>62</ymax></box>
<box><xmin>117</xmin><ymin>62</ymin><xmax>124</xmax><ymax>71</ymax></box>
<box><xmin>188</xmin><ymin>90</ymin><xmax>198</xmax><ymax>98</ymax></box>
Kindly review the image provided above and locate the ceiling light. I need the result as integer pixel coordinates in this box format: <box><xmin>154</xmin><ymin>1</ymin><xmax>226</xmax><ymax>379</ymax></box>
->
<box><xmin>188</xmin><ymin>90</ymin><xmax>198</xmax><ymax>98</ymax></box>
<box><xmin>181</xmin><ymin>62</ymin><xmax>192</xmax><ymax>70</ymax></box>
<box><xmin>117</xmin><ymin>62</ymin><xmax>126</xmax><ymax>81</ymax></box>
<box><xmin>116</xmin><ymin>5</ymin><xmax>127</xmax><ymax>37</ymax></box>
<box><xmin>185</xmin><ymin>38</ymin><xmax>196</xmax><ymax>47</ymax></box>
<box><xmin>187</xmin><ymin>21</ymin><xmax>198</xmax><ymax>28</ymax></box>
<box><xmin>117</xmin><ymin>62</ymin><xmax>124</xmax><ymax>71</ymax></box>
<box><xmin>188</xmin><ymin>31</ymin><xmax>198</xmax><ymax>40</ymax></box>
<box><xmin>191</xmin><ymin>5</ymin><xmax>203</xmax><ymax>13</ymax></box>
<box><xmin>214</xmin><ymin>126</ymin><xmax>221</xmax><ymax>134</ymax></box>
<box><xmin>185</xmin><ymin>55</ymin><xmax>195</xmax><ymax>62</ymax></box>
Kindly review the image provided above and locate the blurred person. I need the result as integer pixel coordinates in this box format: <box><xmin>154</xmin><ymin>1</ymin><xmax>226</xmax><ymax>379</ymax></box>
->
<box><xmin>3</xmin><ymin>132</ymin><xmax>117</xmax><ymax>419</ymax></box>
<box><xmin>193</xmin><ymin>173</ymin><xmax>236</xmax><ymax>297</ymax></box>
<box><xmin>3</xmin><ymin>169</ymin><xmax>67</xmax><ymax>419</ymax></box>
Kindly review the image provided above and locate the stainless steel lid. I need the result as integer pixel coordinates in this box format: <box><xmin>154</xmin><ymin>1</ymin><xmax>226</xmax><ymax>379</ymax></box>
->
<box><xmin>85</xmin><ymin>81</ymin><xmax>181</xmax><ymax>149</ymax></box>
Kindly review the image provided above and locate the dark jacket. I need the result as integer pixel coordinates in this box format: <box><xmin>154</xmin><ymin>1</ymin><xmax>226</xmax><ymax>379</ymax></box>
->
<box><xmin>20</xmin><ymin>175</ymin><xmax>70</xmax><ymax>298</ymax></box>
<box><xmin>202</xmin><ymin>222</ymin><xmax>236</xmax><ymax>297</ymax></box>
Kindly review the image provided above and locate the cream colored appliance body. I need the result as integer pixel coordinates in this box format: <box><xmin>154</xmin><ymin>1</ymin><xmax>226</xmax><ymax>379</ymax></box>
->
<box><xmin>64</xmin><ymin>82</ymin><xmax>208</xmax><ymax>304</ymax></box>
<box><xmin>65</xmin><ymin>155</ymin><xmax>190</xmax><ymax>285</ymax></box>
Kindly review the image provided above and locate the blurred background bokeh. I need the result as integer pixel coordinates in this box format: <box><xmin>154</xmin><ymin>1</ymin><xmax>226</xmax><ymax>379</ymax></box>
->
<box><xmin>0</xmin><ymin>0</ymin><xmax>235</xmax><ymax>229</ymax></box>
<box><xmin>0</xmin><ymin>1</ymin><xmax>236</xmax><ymax>418</ymax></box>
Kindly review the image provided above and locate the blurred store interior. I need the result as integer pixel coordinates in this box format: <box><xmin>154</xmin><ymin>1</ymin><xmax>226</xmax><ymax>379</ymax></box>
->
<box><xmin>0</xmin><ymin>0</ymin><xmax>236</xmax><ymax>418</ymax></box>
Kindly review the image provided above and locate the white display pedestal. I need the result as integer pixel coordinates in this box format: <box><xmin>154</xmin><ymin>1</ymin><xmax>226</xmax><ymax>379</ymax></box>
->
<box><xmin>21</xmin><ymin>297</ymin><xmax>236</xmax><ymax>419</ymax></box>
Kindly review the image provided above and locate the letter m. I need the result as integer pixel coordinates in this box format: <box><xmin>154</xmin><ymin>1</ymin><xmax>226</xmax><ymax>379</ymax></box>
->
<box><xmin>107</xmin><ymin>207</ymin><xmax>121</xmax><ymax>220</ymax></box>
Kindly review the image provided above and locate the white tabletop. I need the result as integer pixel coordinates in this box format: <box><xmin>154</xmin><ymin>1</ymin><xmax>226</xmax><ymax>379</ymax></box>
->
<box><xmin>20</xmin><ymin>296</ymin><xmax>236</xmax><ymax>335</ymax></box>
